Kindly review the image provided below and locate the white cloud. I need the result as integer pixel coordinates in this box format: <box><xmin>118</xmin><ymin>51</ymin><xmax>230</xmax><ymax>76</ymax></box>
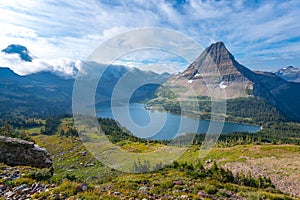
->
<box><xmin>112</xmin><ymin>48</ymin><xmax>188</xmax><ymax>74</ymax></box>
<box><xmin>0</xmin><ymin>52</ymin><xmax>48</xmax><ymax>75</ymax></box>
<box><xmin>0</xmin><ymin>0</ymin><xmax>300</xmax><ymax>74</ymax></box>
<box><xmin>46</xmin><ymin>59</ymin><xmax>83</xmax><ymax>76</ymax></box>
<box><xmin>0</xmin><ymin>52</ymin><xmax>82</xmax><ymax>76</ymax></box>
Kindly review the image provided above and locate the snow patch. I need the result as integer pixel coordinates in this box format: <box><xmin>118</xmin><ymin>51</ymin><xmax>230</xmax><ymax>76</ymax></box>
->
<box><xmin>188</xmin><ymin>79</ymin><xmax>193</xmax><ymax>84</ymax></box>
<box><xmin>194</xmin><ymin>73</ymin><xmax>201</xmax><ymax>78</ymax></box>
<box><xmin>219</xmin><ymin>81</ymin><xmax>227</xmax><ymax>89</ymax></box>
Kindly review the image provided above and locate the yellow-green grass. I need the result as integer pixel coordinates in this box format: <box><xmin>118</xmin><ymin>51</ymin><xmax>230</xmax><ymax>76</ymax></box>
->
<box><xmin>179</xmin><ymin>144</ymin><xmax>300</xmax><ymax>164</ymax></box>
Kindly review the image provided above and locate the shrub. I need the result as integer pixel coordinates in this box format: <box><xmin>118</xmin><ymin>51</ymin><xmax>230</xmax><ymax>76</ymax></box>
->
<box><xmin>25</xmin><ymin>168</ymin><xmax>52</xmax><ymax>181</ymax></box>
<box><xmin>160</xmin><ymin>180</ymin><xmax>174</xmax><ymax>189</ymax></box>
<box><xmin>204</xmin><ymin>185</ymin><xmax>218</xmax><ymax>194</ymax></box>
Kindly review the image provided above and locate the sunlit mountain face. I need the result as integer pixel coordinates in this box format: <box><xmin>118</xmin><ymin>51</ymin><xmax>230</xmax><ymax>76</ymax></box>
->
<box><xmin>158</xmin><ymin>42</ymin><xmax>300</xmax><ymax>122</ymax></box>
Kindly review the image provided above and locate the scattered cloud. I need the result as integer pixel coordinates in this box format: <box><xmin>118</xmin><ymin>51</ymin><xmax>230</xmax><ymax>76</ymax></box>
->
<box><xmin>0</xmin><ymin>0</ymin><xmax>300</xmax><ymax>75</ymax></box>
<box><xmin>113</xmin><ymin>49</ymin><xmax>188</xmax><ymax>74</ymax></box>
<box><xmin>0</xmin><ymin>52</ymin><xmax>82</xmax><ymax>76</ymax></box>
<box><xmin>0</xmin><ymin>52</ymin><xmax>47</xmax><ymax>75</ymax></box>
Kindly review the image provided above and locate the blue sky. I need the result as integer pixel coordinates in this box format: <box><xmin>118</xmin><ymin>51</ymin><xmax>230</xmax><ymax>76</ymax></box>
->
<box><xmin>0</xmin><ymin>0</ymin><xmax>300</xmax><ymax>74</ymax></box>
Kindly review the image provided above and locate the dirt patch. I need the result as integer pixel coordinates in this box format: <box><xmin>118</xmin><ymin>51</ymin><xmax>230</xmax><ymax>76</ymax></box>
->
<box><xmin>222</xmin><ymin>154</ymin><xmax>300</xmax><ymax>197</ymax></box>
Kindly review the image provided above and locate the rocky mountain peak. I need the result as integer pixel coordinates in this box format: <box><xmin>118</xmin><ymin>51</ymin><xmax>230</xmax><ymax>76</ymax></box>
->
<box><xmin>205</xmin><ymin>41</ymin><xmax>230</xmax><ymax>63</ymax></box>
<box><xmin>190</xmin><ymin>41</ymin><xmax>244</xmax><ymax>76</ymax></box>
<box><xmin>1</xmin><ymin>44</ymin><xmax>33</xmax><ymax>62</ymax></box>
<box><xmin>165</xmin><ymin>42</ymin><xmax>254</xmax><ymax>99</ymax></box>
<box><xmin>275</xmin><ymin>66</ymin><xmax>300</xmax><ymax>82</ymax></box>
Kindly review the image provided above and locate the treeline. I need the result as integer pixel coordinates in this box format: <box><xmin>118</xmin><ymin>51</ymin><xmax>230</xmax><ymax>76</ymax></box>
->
<box><xmin>226</xmin><ymin>97</ymin><xmax>288</xmax><ymax>125</ymax></box>
<box><xmin>0</xmin><ymin>120</ymin><xmax>32</xmax><ymax>141</ymax></box>
<box><xmin>170</xmin><ymin>161</ymin><xmax>274</xmax><ymax>190</ymax></box>
<box><xmin>147</xmin><ymin>97</ymin><xmax>289</xmax><ymax>125</ymax></box>
<box><xmin>99</xmin><ymin>118</ymin><xmax>155</xmax><ymax>144</ymax></box>
<box><xmin>131</xmin><ymin>159</ymin><xmax>275</xmax><ymax>190</ymax></box>
<box><xmin>1</xmin><ymin>113</ymin><xmax>299</xmax><ymax>147</ymax></box>
<box><xmin>191</xmin><ymin>122</ymin><xmax>300</xmax><ymax>147</ymax></box>
<box><xmin>0</xmin><ymin>114</ymin><xmax>78</xmax><ymax>139</ymax></box>
<box><xmin>0</xmin><ymin>115</ymin><xmax>46</xmax><ymax>141</ymax></box>
<box><xmin>0</xmin><ymin>117</ymin><xmax>42</xmax><ymax>129</ymax></box>
<box><xmin>37</xmin><ymin>116</ymin><xmax>156</xmax><ymax>144</ymax></box>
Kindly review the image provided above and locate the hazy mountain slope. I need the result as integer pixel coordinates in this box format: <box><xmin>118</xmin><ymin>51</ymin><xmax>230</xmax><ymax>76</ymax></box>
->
<box><xmin>0</xmin><ymin>64</ymin><xmax>170</xmax><ymax>117</ymax></box>
<box><xmin>275</xmin><ymin>66</ymin><xmax>300</xmax><ymax>82</ymax></box>
<box><xmin>0</xmin><ymin>68</ymin><xmax>73</xmax><ymax>116</ymax></box>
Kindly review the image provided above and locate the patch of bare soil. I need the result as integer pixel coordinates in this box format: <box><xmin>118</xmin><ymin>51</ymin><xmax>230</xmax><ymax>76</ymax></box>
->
<box><xmin>223</xmin><ymin>154</ymin><xmax>300</xmax><ymax>197</ymax></box>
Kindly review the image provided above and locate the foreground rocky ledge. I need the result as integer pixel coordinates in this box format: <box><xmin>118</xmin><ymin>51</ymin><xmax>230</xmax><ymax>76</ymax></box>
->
<box><xmin>0</xmin><ymin>136</ymin><xmax>52</xmax><ymax>168</ymax></box>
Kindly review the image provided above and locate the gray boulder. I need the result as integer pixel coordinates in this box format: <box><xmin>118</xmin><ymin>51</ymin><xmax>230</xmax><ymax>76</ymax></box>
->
<box><xmin>0</xmin><ymin>136</ymin><xmax>52</xmax><ymax>168</ymax></box>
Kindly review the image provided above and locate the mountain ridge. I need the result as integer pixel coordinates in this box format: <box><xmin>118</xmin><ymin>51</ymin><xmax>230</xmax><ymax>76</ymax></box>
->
<box><xmin>0</xmin><ymin>63</ymin><xmax>170</xmax><ymax>117</ymax></box>
<box><xmin>1</xmin><ymin>42</ymin><xmax>300</xmax><ymax>121</ymax></box>
<box><xmin>161</xmin><ymin>42</ymin><xmax>300</xmax><ymax>122</ymax></box>
<box><xmin>275</xmin><ymin>66</ymin><xmax>300</xmax><ymax>82</ymax></box>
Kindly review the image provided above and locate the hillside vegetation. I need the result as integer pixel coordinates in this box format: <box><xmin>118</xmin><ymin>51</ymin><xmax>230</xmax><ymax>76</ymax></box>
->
<box><xmin>0</xmin><ymin>117</ymin><xmax>299</xmax><ymax>199</ymax></box>
<box><xmin>147</xmin><ymin>95</ymin><xmax>289</xmax><ymax>125</ymax></box>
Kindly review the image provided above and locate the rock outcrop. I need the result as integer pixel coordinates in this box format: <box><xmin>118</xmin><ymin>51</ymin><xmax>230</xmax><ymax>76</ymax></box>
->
<box><xmin>0</xmin><ymin>136</ymin><xmax>52</xmax><ymax>168</ymax></box>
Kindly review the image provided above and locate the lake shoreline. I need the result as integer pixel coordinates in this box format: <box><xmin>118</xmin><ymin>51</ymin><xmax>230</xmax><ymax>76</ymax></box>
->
<box><xmin>96</xmin><ymin>103</ymin><xmax>260</xmax><ymax>140</ymax></box>
<box><xmin>145</xmin><ymin>104</ymin><xmax>261</xmax><ymax>128</ymax></box>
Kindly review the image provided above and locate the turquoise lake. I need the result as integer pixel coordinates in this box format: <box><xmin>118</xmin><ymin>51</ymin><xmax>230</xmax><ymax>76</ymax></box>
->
<box><xmin>97</xmin><ymin>103</ymin><xmax>260</xmax><ymax>140</ymax></box>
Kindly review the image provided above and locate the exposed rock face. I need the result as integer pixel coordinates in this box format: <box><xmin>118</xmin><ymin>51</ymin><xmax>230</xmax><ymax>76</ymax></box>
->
<box><xmin>163</xmin><ymin>42</ymin><xmax>300</xmax><ymax>121</ymax></box>
<box><xmin>0</xmin><ymin>136</ymin><xmax>52</xmax><ymax>168</ymax></box>
<box><xmin>165</xmin><ymin>41</ymin><xmax>254</xmax><ymax>99</ymax></box>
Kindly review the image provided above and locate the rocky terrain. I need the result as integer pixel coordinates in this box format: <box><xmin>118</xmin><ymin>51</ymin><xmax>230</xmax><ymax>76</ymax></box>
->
<box><xmin>275</xmin><ymin>66</ymin><xmax>300</xmax><ymax>83</ymax></box>
<box><xmin>222</xmin><ymin>151</ymin><xmax>300</xmax><ymax>197</ymax></box>
<box><xmin>0</xmin><ymin>165</ymin><xmax>54</xmax><ymax>200</ymax></box>
<box><xmin>0</xmin><ymin>136</ymin><xmax>52</xmax><ymax>168</ymax></box>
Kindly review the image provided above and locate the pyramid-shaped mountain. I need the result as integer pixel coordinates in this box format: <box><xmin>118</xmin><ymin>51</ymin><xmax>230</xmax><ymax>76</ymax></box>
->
<box><xmin>190</xmin><ymin>41</ymin><xmax>252</xmax><ymax>76</ymax></box>
<box><xmin>164</xmin><ymin>42</ymin><xmax>300</xmax><ymax>121</ymax></box>
<box><xmin>166</xmin><ymin>42</ymin><xmax>255</xmax><ymax>99</ymax></box>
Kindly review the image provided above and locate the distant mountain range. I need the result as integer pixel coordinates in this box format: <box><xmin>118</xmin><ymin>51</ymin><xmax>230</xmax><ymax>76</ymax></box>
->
<box><xmin>1</xmin><ymin>43</ymin><xmax>300</xmax><ymax>122</ymax></box>
<box><xmin>162</xmin><ymin>42</ymin><xmax>300</xmax><ymax>122</ymax></box>
<box><xmin>275</xmin><ymin>66</ymin><xmax>300</xmax><ymax>83</ymax></box>
<box><xmin>0</xmin><ymin>45</ymin><xmax>170</xmax><ymax>117</ymax></box>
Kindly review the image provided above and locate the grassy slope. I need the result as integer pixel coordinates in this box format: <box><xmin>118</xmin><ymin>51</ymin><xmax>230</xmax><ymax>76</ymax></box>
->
<box><xmin>1</xmin><ymin>118</ymin><xmax>298</xmax><ymax>199</ymax></box>
<box><xmin>29</xmin><ymin>124</ymin><xmax>299</xmax><ymax>199</ymax></box>
<box><xmin>178</xmin><ymin>144</ymin><xmax>300</xmax><ymax>197</ymax></box>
